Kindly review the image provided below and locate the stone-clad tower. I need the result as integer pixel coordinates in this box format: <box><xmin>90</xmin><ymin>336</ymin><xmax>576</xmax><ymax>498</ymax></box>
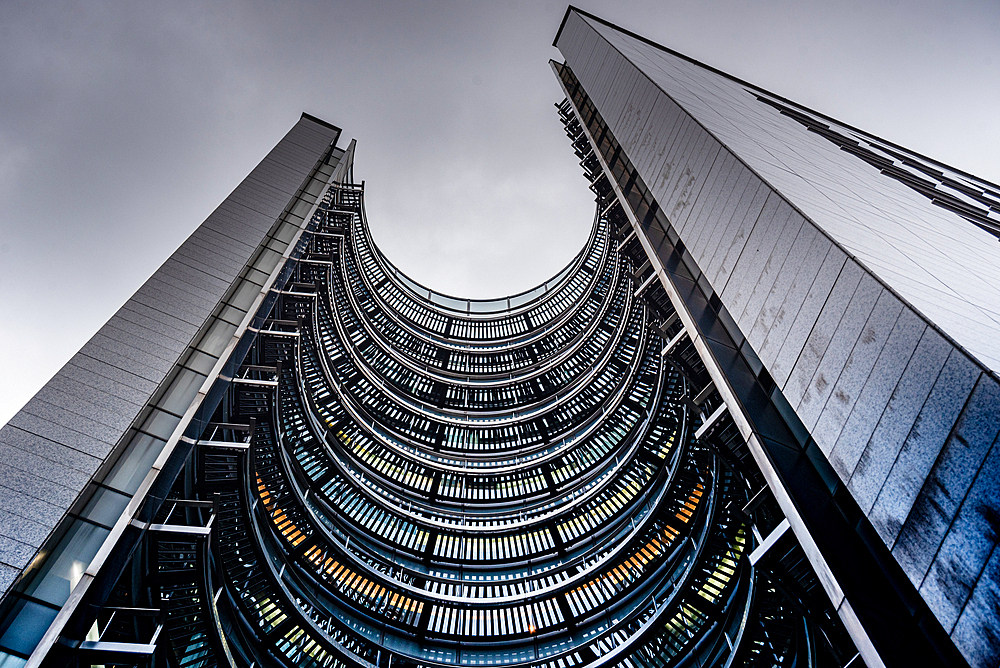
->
<box><xmin>553</xmin><ymin>7</ymin><xmax>1000</xmax><ymax>667</ymax></box>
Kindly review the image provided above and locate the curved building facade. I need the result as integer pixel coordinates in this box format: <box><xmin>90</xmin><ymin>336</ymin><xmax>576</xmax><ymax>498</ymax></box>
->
<box><xmin>85</xmin><ymin>149</ymin><xmax>853</xmax><ymax>666</ymax></box>
<box><xmin>0</xmin><ymin>119</ymin><xmax>857</xmax><ymax>668</ymax></box>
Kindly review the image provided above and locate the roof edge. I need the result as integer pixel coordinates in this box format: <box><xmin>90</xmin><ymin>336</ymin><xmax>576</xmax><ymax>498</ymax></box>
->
<box><xmin>553</xmin><ymin>6</ymin><xmax>1000</xmax><ymax>191</ymax></box>
<box><xmin>300</xmin><ymin>112</ymin><xmax>342</xmax><ymax>135</ymax></box>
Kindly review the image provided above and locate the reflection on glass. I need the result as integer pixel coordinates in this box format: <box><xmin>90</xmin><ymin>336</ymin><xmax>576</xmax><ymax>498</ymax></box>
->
<box><xmin>197</xmin><ymin>319</ymin><xmax>239</xmax><ymax>359</ymax></box>
<box><xmin>80</xmin><ymin>485</ymin><xmax>132</xmax><ymax>529</ymax></box>
<box><xmin>0</xmin><ymin>652</ymin><xmax>28</xmax><ymax>668</ymax></box>
<box><xmin>156</xmin><ymin>367</ymin><xmax>207</xmax><ymax>416</ymax></box>
<box><xmin>22</xmin><ymin>520</ymin><xmax>109</xmax><ymax>607</ymax></box>
<box><xmin>0</xmin><ymin>599</ymin><xmax>56</xmax><ymax>657</ymax></box>
<box><xmin>104</xmin><ymin>431</ymin><xmax>167</xmax><ymax>494</ymax></box>
<box><xmin>141</xmin><ymin>407</ymin><xmax>183</xmax><ymax>442</ymax></box>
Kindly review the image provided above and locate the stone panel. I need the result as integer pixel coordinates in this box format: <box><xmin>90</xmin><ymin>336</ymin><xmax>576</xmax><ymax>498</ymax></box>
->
<box><xmin>893</xmin><ymin>374</ymin><xmax>999</xmax><ymax>586</ymax></box>
<box><xmin>718</xmin><ymin>193</ymin><xmax>789</xmax><ymax>318</ymax></box>
<box><xmin>836</xmin><ymin>308</ymin><xmax>930</xmax><ymax>508</ymax></box>
<box><xmin>703</xmin><ymin>178</ymin><xmax>769</xmax><ymax>288</ymax></box>
<box><xmin>688</xmin><ymin>154</ymin><xmax>747</xmax><ymax>259</ymax></box>
<box><xmin>951</xmin><ymin>544</ymin><xmax>1000</xmax><ymax>668</ymax></box>
<box><xmin>813</xmin><ymin>290</ymin><xmax>907</xmax><ymax>460</ymax></box>
<box><xmin>737</xmin><ymin>209</ymin><xmax>807</xmax><ymax>333</ymax></box>
<box><xmin>920</xmin><ymin>439</ymin><xmax>1000</xmax><ymax>632</ymax></box>
<box><xmin>557</xmin><ymin>13</ymin><xmax>1000</xmax><ymax>660</ymax></box>
<box><xmin>675</xmin><ymin>149</ymin><xmax>735</xmax><ymax>244</ymax></box>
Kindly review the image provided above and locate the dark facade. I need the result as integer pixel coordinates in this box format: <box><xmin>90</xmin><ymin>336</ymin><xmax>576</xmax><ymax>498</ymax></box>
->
<box><xmin>0</xmin><ymin>8</ymin><xmax>997</xmax><ymax>668</ymax></box>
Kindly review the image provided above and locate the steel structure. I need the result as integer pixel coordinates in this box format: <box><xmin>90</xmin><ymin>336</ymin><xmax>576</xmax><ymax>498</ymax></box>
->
<box><xmin>8</xmin><ymin>126</ymin><xmax>864</xmax><ymax>667</ymax></box>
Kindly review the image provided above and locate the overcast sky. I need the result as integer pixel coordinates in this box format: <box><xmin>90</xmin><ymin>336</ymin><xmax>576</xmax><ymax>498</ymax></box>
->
<box><xmin>1</xmin><ymin>0</ymin><xmax>998</xmax><ymax>427</ymax></box>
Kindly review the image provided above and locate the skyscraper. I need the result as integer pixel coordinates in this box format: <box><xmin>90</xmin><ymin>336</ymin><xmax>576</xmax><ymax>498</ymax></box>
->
<box><xmin>0</xmin><ymin>7</ymin><xmax>996</xmax><ymax>668</ymax></box>
<box><xmin>551</xmin><ymin>8</ymin><xmax>1000</xmax><ymax>668</ymax></box>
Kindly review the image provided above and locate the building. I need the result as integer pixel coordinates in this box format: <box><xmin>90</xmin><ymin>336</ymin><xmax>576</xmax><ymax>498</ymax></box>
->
<box><xmin>0</xmin><ymin>7</ymin><xmax>996</xmax><ymax>668</ymax></box>
<box><xmin>551</xmin><ymin>7</ymin><xmax>1000</xmax><ymax>668</ymax></box>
